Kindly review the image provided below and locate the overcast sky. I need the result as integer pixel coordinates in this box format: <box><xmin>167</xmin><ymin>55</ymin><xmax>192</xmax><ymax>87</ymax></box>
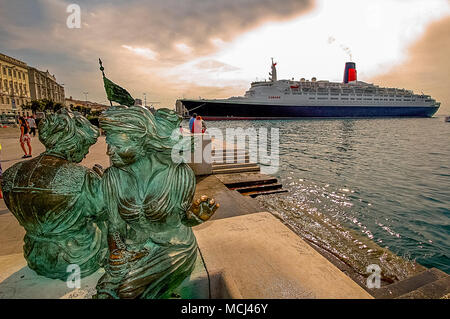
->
<box><xmin>0</xmin><ymin>0</ymin><xmax>449</xmax><ymax>114</ymax></box>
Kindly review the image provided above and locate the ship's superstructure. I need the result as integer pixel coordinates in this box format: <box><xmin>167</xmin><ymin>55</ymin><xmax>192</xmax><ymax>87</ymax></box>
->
<box><xmin>177</xmin><ymin>60</ymin><xmax>440</xmax><ymax>119</ymax></box>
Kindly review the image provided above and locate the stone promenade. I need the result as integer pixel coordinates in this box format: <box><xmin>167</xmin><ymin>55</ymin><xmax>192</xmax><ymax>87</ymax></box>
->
<box><xmin>0</xmin><ymin>127</ymin><xmax>372</xmax><ymax>299</ymax></box>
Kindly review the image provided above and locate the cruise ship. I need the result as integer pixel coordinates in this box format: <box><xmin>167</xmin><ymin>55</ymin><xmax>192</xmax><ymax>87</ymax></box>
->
<box><xmin>176</xmin><ymin>59</ymin><xmax>440</xmax><ymax>119</ymax></box>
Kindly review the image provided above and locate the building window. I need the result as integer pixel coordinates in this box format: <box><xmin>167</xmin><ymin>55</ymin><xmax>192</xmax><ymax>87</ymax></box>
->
<box><xmin>3</xmin><ymin>67</ymin><xmax>6</xmax><ymax>75</ymax></box>
<box><xmin>8</xmin><ymin>69</ymin><xmax>12</xmax><ymax>76</ymax></box>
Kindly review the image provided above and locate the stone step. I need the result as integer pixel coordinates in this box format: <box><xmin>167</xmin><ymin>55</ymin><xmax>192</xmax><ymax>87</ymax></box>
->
<box><xmin>371</xmin><ymin>268</ymin><xmax>448</xmax><ymax>299</ymax></box>
<box><xmin>212</xmin><ymin>163</ymin><xmax>258</xmax><ymax>170</ymax></box>
<box><xmin>247</xmin><ymin>189</ymin><xmax>289</xmax><ymax>198</ymax></box>
<box><xmin>212</xmin><ymin>155</ymin><xmax>250</xmax><ymax>164</ymax></box>
<box><xmin>212</xmin><ymin>149</ymin><xmax>247</xmax><ymax>155</ymax></box>
<box><xmin>213</xmin><ymin>159</ymin><xmax>251</xmax><ymax>165</ymax></box>
<box><xmin>396</xmin><ymin>275</ymin><xmax>450</xmax><ymax>299</ymax></box>
<box><xmin>222</xmin><ymin>176</ymin><xmax>278</xmax><ymax>189</ymax></box>
<box><xmin>212</xmin><ymin>152</ymin><xmax>248</xmax><ymax>159</ymax></box>
<box><xmin>233</xmin><ymin>183</ymin><xmax>283</xmax><ymax>194</ymax></box>
<box><xmin>212</xmin><ymin>166</ymin><xmax>260</xmax><ymax>175</ymax></box>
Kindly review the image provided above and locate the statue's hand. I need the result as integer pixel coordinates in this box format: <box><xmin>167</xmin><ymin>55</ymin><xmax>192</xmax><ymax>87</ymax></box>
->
<box><xmin>107</xmin><ymin>231</ymin><xmax>148</xmax><ymax>271</ymax></box>
<box><xmin>93</xmin><ymin>164</ymin><xmax>104</xmax><ymax>177</ymax></box>
<box><xmin>187</xmin><ymin>195</ymin><xmax>219</xmax><ymax>222</ymax></box>
<box><xmin>109</xmin><ymin>248</ymin><xmax>148</xmax><ymax>269</ymax></box>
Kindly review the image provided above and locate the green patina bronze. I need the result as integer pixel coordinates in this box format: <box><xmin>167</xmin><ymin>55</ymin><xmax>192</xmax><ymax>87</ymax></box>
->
<box><xmin>95</xmin><ymin>106</ymin><xmax>218</xmax><ymax>299</ymax></box>
<box><xmin>2</xmin><ymin>61</ymin><xmax>217</xmax><ymax>298</ymax></box>
<box><xmin>1</xmin><ymin>108</ymin><xmax>108</xmax><ymax>280</ymax></box>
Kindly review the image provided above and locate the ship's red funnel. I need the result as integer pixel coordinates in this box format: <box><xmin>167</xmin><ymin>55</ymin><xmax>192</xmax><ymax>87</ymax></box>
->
<box><xmin>343</xmin><ymin>62</ymin><xmax>357</xmax><ymax>83</ymax></box>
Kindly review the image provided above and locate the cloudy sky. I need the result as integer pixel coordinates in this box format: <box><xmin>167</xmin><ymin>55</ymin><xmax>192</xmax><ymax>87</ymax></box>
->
<box><xmin>1</xmin><ymin>0</ymin><xmax>449</xmax><ymax>114</ymax></box>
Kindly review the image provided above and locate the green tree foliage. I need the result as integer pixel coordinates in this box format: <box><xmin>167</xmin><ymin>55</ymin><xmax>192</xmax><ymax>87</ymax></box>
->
<box><xmin>23</xmin><ymin>99</ymin><xmax>64</xmax><ymax>114</ymax></box>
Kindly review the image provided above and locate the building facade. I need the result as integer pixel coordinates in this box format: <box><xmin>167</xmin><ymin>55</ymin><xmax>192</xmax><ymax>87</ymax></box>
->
<box><xmin>28</xmin><ymin>67</ymin><xmax>65</xmax><ymax>104</ymax></box>
<box><xmin>65</xmin><ymin>96</ymin><xmax>109</xmax><ymax>112</ymax></box>
<box><xmin>0</xmin><ymin>53</ymin><xmax>31</xmax><ymax>115</ymax></box>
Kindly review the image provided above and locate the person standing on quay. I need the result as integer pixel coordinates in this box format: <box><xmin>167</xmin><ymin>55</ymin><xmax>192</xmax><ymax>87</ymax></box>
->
<box><xmin>0</xmin><ymin>143</ymin><xmax>3</xmax><ymax>199</ymax></box>
<box><xmin>27</xmin><ymin>115</ymin><xmax>37</xmax><ymax>137</ymax></box>
<box><xmin>19</xmin><ymin>117</ymin><xmax>32</xmax><ymax>158</ymax></box>
<box><xmin>193</xmin><ymin>115</ymin><xmax>205</xmax><ymax>134</ymax></box>
<box><xmin>189</xmin><ymin>113</ymin><xmax>197</xmax><ymax>133</ymax></box>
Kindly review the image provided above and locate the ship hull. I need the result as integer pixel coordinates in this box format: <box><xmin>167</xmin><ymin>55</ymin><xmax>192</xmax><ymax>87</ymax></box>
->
<box><xmin>180</xmin><ymin>100</ymin><xmax>439</xmax><ymax>120</ymax></box>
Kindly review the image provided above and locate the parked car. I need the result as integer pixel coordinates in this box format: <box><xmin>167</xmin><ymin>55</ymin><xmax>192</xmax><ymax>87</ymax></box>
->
<box><xmin>0</xmin><ymin>114</ymin><xmax>17</xmax><ymax>125</ymax></box>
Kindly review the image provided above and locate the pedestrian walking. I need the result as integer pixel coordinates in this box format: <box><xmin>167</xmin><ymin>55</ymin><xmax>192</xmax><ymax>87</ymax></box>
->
<box><xmin>193</xmin><ymin>115</ymin><xmax>204</xmax><ymax>134</ymax></box>
<box><xmin>27</xmin><ymin>115</ymin><xmax>37</xmax><ymax>136</ymax></box>
<box><xmin>0</xmin><ymin>143</ymin><xmax>3</xmax><ymax>199</ymax></box>
<box><xmin>189</xmin><ymin>113</ymin><xmax>197</xmax><ymax>133</ymax></box>
<box><xmin>19</xmin><ymin>117</ymin><xmax>32</xmax><ymax>158</ymax></box>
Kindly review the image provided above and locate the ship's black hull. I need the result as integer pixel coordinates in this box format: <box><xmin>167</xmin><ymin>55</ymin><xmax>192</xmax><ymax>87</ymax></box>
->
<box><xmin>180</xmin><ymin>100</ymin><xmax>439</xmax><ymax>120</ymax></box>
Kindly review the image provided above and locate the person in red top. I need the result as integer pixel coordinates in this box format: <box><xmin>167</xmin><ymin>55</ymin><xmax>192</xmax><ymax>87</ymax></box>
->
<box><xmin>193</xmin><ymin>116</ymin><xmax>207</xmax><ymax>134</ymax></box>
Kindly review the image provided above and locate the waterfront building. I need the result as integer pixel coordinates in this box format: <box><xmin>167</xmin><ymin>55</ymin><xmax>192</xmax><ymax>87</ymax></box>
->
<box><xmin>28</xmin><ymin>67</ymin><xmax>65</xmax><ymax>104</ymax></box>
<box><xmin>0</xmin><ymin>53</ymin><xmax>31</xmax><ymax>115</ymax></box>
<box><xmin>65</xmin><ymin>96</ymin><xmax>109</xmax><ymax>112</ymax></box>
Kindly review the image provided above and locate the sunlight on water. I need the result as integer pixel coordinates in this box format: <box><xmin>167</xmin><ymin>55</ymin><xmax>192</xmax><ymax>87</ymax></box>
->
<box><xmin>206</xmin><ymin>116</ymin><xmax>450</xmax><ymax>278</ymax></box>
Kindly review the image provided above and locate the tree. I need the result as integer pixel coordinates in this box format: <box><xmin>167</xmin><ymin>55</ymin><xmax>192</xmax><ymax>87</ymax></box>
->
<box><xmin>24</xmin><ymin>100</ymin><xmax>46</xmax><ymax>114</ymax></box>
<box><xmin>53</xmin><ymin>102</ymin><xmax>64</xmax><ymax>113</ymax></box>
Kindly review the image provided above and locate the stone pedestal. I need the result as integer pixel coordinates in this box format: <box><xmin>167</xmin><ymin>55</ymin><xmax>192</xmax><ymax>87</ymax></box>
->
<box><xmin>188</xmin><ymin>133</ymin><xmax>212</xmax><ymax>176</ymax></box>
<box><xmin>0</xmin><ymin>251</ymin><xmax>209</xmax><ymax>299</ymax></box>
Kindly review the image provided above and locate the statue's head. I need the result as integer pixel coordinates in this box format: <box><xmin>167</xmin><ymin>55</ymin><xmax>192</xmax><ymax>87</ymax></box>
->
<box><xmin>100</xmin><ymin>106</ymin><xmax>183</xmax><ymax>167</ymax></box>
<box><xmin>100</xmin><ymin>106</ymin><xmax>155</xmax><ymax>167</ymax></box>
<box><xmin>154</xmin><ymin>108</ymin><xmax>182</xmax><ymax>138</ymax></box>
<box><xmin>39</xmin><ymin>108</ymin><xmax>99</xmax><ymax>163</ymax></box>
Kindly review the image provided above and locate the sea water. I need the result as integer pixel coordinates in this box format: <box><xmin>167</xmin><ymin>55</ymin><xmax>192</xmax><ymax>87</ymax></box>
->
<box><xmin>204</xmin><ymin>116</ymin><xmax>449</xmax><ymax>280</ymax></box>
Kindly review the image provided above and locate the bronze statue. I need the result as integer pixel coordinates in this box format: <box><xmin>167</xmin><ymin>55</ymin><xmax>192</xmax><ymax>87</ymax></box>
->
<box><xmin>2</xmin><ymin>59</ymin><xmax>218</xmax><ymax>298</ymax></box>
<box><xmin>1</xmin><ymin>108</ymin><xmax>108</xmax><ymax>280</ymax></box>
<box><xmin>95</xmin><ymin>106</ymin><xmax>218</xmax><ymax>299</ymax></box>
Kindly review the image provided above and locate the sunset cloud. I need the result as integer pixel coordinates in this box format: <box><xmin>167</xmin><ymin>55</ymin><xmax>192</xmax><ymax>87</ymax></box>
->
<box><xmin>0</xmin><ymin>0</ymin><xmax>313</xmax><ymax>105</ymax></box>
<box><xmin>370</xmin><ymin>16</ymin><xmax>450</xmax><ymax>115</ymax></box>
<box><xmin>122</xmin><ymin>45</ymin><xmax>158</xmax><ymax>60</ymax></box>
<box><xmin>0</xmin><ymin>0</ymin><xmax>448</xmax><ymax>114</ymax></box>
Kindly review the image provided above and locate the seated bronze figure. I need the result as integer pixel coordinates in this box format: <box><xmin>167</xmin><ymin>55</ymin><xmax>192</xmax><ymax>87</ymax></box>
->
<box><xmin>1</xmin><ymin>109</ymin><xmax>108</xmax><ymax>280</ymax></box>
<box><xmin>95</xmin><ymin>106</ymin><xmax>217</xmax><ymax>299</ymax></box>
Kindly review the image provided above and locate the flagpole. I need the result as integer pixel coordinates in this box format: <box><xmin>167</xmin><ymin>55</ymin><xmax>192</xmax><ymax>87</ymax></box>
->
<box><xmin>99</xmin><ymin>58</ymin><xmax>113</xmax><ymax>107</ymax></box>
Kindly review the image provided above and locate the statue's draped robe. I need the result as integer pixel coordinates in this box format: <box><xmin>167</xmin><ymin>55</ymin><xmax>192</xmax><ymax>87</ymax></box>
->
<box><xmin>1</xmin><ymin>154</ymin><xmax>108</xmax><ymax>280</ymax></box>
<box><xmin>96</xmin><ymin>155</ymin><xmax>197</xmax><ymax>299</ymax></box>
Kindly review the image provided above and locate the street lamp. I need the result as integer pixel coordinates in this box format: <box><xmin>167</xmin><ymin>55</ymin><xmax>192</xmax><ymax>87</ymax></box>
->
<box><xmin>83</xmin><ymin>91</ymin><xmax>89</xmax><ymax>107</ymax></box>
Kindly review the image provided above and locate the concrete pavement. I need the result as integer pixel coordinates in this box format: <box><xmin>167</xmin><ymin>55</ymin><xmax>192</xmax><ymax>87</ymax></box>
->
<box><xmin>0</xmin><ymin>127</ymin><xmax>373</xmax><ymax>299</ymax></box>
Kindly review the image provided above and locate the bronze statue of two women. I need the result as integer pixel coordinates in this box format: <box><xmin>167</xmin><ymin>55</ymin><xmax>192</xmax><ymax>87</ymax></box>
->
<box><xmin>1</xmin><ymin>106</ymin><xmax>218</xmax><ymax>299</ymax></box>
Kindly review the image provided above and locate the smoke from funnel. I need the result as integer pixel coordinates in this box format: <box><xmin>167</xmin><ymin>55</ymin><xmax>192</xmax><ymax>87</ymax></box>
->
<box><xmin>327</xmin><ymin>35</ymin><xmax>353</xmax><ymax>61</ymax></box>
<box><xmin>340</xmin><ymin>44</ymin><xmax>352</xmax><ymax>61</ymax></box>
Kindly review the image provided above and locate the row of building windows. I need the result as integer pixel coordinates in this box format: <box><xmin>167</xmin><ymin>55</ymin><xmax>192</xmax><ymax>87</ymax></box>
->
<box><xmin>1</xmin><ymin>80</ymin><xmax>28</xmax><ymax>95</ymax></box>
<box><xmin>0</xmin><ymin>65</ymin><xmax>27</xmax><ymax>80</ymax></box>
<box><xmin>305</xmin><ymin>97</ymin><xmax>418</xmax><ymax>102</ymax></box>
<box><xmin>0</xmin><ymin>95</ymin><xmax>29</xmax><ymax>106</ymax></box>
